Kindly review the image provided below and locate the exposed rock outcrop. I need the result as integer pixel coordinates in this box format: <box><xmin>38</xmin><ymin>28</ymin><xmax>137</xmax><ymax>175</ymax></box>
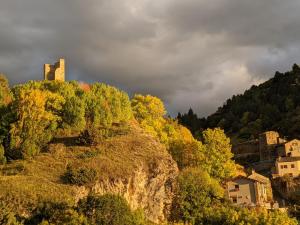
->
<box><xmin>77</xmin><ymin>157</ymin><xmax>178</xmax><ymax>223</ymax></box>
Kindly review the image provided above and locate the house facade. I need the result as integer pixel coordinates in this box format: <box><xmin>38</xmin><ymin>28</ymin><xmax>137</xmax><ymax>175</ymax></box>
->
<box><xmin>226</xmin><ymin>171</ymin><xmax>272</xmax><ymax>208</ymax></box>
<box><xmin>277</xmin><ymin>139</ymin><xmax>300</xmax><ymax>157</ymax></box>
<box><xmin>273</xmin><ymin>157</ymin><xmax>300</xmax><ymax>178</ymax></box>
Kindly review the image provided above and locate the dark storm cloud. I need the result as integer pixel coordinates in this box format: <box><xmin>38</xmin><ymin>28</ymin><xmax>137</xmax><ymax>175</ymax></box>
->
<box><xmin>1</xmin><ymin>0</ymin><xmax>300</xmax><ymax>116</ymax></box>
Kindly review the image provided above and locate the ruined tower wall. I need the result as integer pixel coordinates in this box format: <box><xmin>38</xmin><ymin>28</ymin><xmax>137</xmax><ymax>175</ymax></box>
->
<box><xmin>44</xmin><ymin>58</ymin><xmax>65</xmax><ymax>81</ymax></box>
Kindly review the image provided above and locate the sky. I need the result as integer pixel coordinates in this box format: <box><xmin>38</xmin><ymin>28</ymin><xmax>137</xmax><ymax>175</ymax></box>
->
<box><xmin>1</xmin><ymin>0</ymin><xmax>300</xmax><ymax>116</ymax></box>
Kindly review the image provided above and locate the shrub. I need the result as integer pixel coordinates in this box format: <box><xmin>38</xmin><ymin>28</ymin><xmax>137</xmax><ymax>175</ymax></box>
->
<box><xmin>26</xmin><ymin>202</ymin><xmax>88</xmax><ymax>225</ymax></box>
<box><xmin>0</xmin><ymin>144</ymin><xmax>6</xmax><ymax>164</ymax></box>
<box><xmin>62</xmin><ymin>166</ymin><xmax>97</xmax><ymax>186</ymax></box>
<box><xmin>78</xmin><ymin>194</ymin><xmax>145</xmax><ymax>225</ymax></box>
<box><xmin>0</xmin><ymin>201</ymin><xmax>23</xmax><ymax>225</ymax></box>
<box><xmin>77</xmin><ymin>150</ymin><xmax>100</xmax><ymax>159</ymax></box>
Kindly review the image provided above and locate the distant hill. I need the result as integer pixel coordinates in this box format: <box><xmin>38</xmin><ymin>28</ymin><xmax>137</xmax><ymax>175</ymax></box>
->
<box><xmin>178</xmin><ymin>64</ymin><xmax>300</xmax><ymax>143</ymax></box>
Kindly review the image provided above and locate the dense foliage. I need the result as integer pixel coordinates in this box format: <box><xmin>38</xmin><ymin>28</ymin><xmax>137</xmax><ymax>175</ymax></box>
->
<box><xmin>27</xmin><ymin>202</ymin><xmax>88</xmax><ymax>225</ymax></box>
<box><xmin>170</xmin><ymin>167</ymin><xmax>224</xmax><ymax>224</ymax></box>
<box><xmin>0</xmin><ymin>79</ymin><xmax>133</xmax><ymax>160</ymax></box>
<box><xmin>84</xmin><ymin>83</ymin><xmax>132</xmax><ymax>142</ymax></box>
<box><xmin>78</xmin><ymin>194</ymin><xmax>145</xmax><ymax>225</ymax></box>
<box><xmin>178</xmin><ymin>64</ymin><xmax>300</xmax><ymax>142</ymax></box>
<box><xmin>132</xmin><ymin>94</ymin><xmax>237</xmax><ymax>180</ymax></box>
<box><xmin>0</xmin><ymin>74</ymin><xmax>12</xmax><ymax>107</ymax></box>
<box><xmin>62</xmin><ymin>165</ymin><xmax>97</xmax><ymax>186</ymax></box>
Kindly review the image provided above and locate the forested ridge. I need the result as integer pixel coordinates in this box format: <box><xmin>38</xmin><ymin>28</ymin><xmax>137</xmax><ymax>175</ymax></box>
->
<box><xmin>0</xmin><ymin>74</ymin><xmax>297</xmax><ymax>224</ymax></box>
<box><xmin>178</xmin><ymin>64</ymin><xmax>300</xmax><ymax>143</ymax></box>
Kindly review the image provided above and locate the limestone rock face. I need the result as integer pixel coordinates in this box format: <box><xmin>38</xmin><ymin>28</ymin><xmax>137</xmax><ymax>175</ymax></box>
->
<box><xmin>75</xmin><ymin>152</ymin><xmax>178</xmax><ymax>224</ymax></box>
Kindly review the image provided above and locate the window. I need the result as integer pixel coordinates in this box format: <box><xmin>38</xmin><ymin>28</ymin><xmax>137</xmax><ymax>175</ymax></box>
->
<box><xmin>291</xmin><ymin>164</ymin><xmax>295</xmax><ymax>168</ymax></box>
<box><xmin>232</xmin><ymin>197</ymin><xmax>237</xmax><ymax>203</ymax></box>
<box><xmin>235</xmin><ymin>184</ymin><xmax>239</xmax><ymax>190</ymax></box>
<box><xmin>284</xmin><ymin>165</ymin><xmax>288</xmax><ymax>169</ymax></box>
<box><xmin>289</xmin><ymin>173</ymin><xmax>293</xmax><ymax>177</ymax></box>
<box><xmin>281</xmin><ymin>165</ymin><xmax>284</xmax><ymax>169</ymax></box>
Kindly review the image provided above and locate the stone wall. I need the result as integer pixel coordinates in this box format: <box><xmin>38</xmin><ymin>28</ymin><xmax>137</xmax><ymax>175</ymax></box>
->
<box><xmin>44</xmin><ymin>58</ymin><xmax>65</xmax><ymax>81</ymax></box>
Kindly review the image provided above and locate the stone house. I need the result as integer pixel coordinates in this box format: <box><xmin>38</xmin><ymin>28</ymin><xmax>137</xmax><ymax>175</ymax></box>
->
<box><xmin>232</xmin><ymin>131</ymin><xmax>286</xmax><ymax>163</ymax></box>
<box><xmin>226</xmin><ymin>171</ymin><xmax>273</xmax><ymax>208</ymax></box>
<box><xmin>259</xmin><ymin>131</ymin><xmax>286</xmax><ymax>161</ymax></box>
<box><xmin>273</xmin><ymin>157</ymin><xmax>300</xmax><ymax>178</ymax></box>
<box><xmin>277</xmin><ymin>139</ymin><xmax>300</xmax><ymax>157</ymax></box>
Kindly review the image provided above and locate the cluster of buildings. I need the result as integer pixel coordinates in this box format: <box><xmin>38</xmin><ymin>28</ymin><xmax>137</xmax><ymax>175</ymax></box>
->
<box><xmin>226</xmin><ymin>131</ymin><xmax>300</xmax><ymax>208</ymax></box>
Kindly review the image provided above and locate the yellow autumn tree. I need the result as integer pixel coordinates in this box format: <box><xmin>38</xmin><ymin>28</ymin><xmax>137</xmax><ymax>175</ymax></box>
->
<box><xmin>9</xmin><ymin>89</ymin><xmax>64</xmax><ymax>158</ymax></box>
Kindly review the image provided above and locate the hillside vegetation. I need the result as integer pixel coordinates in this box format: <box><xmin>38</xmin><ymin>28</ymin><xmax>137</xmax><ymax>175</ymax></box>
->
<box><xmin>0</xmin><ymin>74</ymin><xmax>297</xmax><ymax>224</ymax></box>
<box><xmin>178</xmin><ymin>64</ymin><xmax>300</xmax><ymax>143</ymax></box>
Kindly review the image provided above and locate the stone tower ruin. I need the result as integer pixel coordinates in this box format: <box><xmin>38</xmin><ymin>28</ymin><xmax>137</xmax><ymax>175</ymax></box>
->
<box><xmin>44</xmin><ymin>58</ymin><xmax>65</xmax><ymax>82</ymax></box>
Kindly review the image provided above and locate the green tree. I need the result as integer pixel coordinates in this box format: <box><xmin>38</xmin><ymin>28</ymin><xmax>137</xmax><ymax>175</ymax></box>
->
<box><xmin>78</xmin><ymin>194</ymin><xmax>145</xmax><ymax>225</ymax></box>
<box><xmin>169</xmin><ymin>140</ymin><xmax>204</xmax><ymax>170</ymax></box>
<box><xmin>61</xmin><ymin>96</ymin><xmax>86</xmax><ymax>132</ymax></box>
<box><xmin>204</xmin><ymin>205</ymin><xmax>297</xmax><ymax>225</ymax></box>
<box><xmin>27</xmin><ymin>202</ymin><xmax>88</xmax><ymax>225</ymax></box>
<box><xmin>201</xmin><ymin>128</ymin><xmax>237</xmax><ymax>180</ymax></box>
<box><xmin>84</xmin><ymin>83</ymin><xmax>132</xmax><ymax>142</ymax></box>
<box><xmin>170</xmin><ymin>167</ymin><xmax>224</xmax><ymax>224</ymax></box>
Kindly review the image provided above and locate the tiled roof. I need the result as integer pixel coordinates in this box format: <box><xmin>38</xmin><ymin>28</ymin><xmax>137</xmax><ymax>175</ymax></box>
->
<box><xmin>230</xmin><ymin>171</ymin><xmax>270</xmax><ymax>184</ymax></box>
<box><xmin>248</xmin><ymin>172</ymin><xmax>269</xmax><ymax>184</ymax></box>
<box><xmin>277</xmin><ymin>156</ymin><xmax>300</xmax><ymax>162</ymax></box>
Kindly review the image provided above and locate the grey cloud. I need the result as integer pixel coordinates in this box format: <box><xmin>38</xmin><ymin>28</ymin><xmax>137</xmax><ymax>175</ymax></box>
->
<box><xmin>1</xmin><ymin>0</ymin><xmax>300</xmax><ymax>116</ymax></box>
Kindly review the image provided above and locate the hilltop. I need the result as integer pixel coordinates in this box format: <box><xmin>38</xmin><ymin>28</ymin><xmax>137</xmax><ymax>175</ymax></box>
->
<box><xmin>179</xmin><ymin>64</ymin><xmax>300</xmax><ymax>143</ymax></box>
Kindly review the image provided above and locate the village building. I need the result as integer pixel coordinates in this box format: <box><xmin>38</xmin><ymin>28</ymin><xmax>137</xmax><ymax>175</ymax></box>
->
<box><xmin>226</xmin><ymin>171</ymin><xmax>273</xmax><ymax>208</ymax></box>
<box><xmin>259</xmin><ymin>131</ymin><xmax>286</xmax><ymax>161</ymax></box>
<box><xmin>277</xmin><ymin>139</ymin><xmax>300</xmax><ymax>157</ymax></box>
<box><xmin>273</xmin><ymin>157</ymin><xmax>300</xmax><ymax>178</ymax></box>
<box><xmin>44</xmin><ymin>58</ymin><xmax>65</xmax><ymax>82</ymax></box>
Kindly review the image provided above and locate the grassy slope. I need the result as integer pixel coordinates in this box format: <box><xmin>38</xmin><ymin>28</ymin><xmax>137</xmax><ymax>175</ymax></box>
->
<box><xmin>0</xmin><ymin>121</ymin><xmax>170</xmax><ymax>216</ymax></box>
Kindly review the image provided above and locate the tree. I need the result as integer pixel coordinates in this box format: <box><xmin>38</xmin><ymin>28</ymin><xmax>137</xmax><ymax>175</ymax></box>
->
<box><xmin>0</xmin><ymin>74</ymin><xmax>12</xmax><ymax>107</ymax></box>
<box><xmin>62</xmin><ymin>96</ymin><xmax>86</xmax><ymax>132</ymax></box>
<box><xmin>170</xmin><ymin>167</ymin><xmax>224</xmax><ymax>224</ymax></box>
<box><xmin>201</xmin><ymin>128</ymin><xmax>237</xmax><ymax>180</ymax></box>
<box><xmin>8</xmin><ymin>88</ymin><xmax>64</xmax><ymax>158</ymax></box>
<box><xmin>0</xmin><ymin>74</ymin><xmax>13</xmax><ymax>148</ymax></box>
<box><xmin>169</xmin><ymin>140</ymin><xmax>204</xmax><ymax>170</ymax></box>
<box><xmin>131</xmin><ymin>94</ymin><xmax>181</xmax><ymax>145</ymax></box>
<box><xmin>78</xmin><ymin>194</ymin><xmax>145</xmax><ymax>225</ymax></box>
<box><xmin>27</xmin><ymin>202</ymin><xmax>88</xmax><ymax>225</ymax></box>
<box><xmin>131</xmin><ymin>94</ymin><xmax>166</xmax><ymax>121</ymax></box>
<box><xmin>84</xmin><ymin>83</ymin><xmax>132</xmax><ymax>142</ymax></box>
<box><xmin>203</xmin><ymin>205</ymin><xmax>297</xmax><ymax>225</ymax></box>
